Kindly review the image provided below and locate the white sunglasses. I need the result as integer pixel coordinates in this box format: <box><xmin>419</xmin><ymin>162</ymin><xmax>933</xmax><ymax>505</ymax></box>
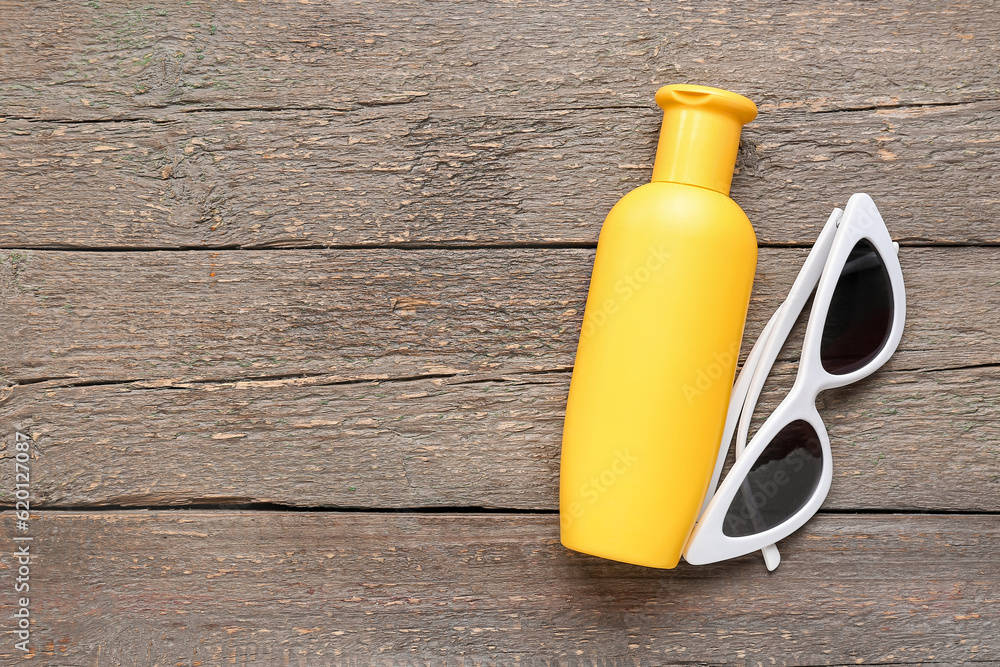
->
<box><xmin>684</xmin><ymin>193</ymin><xmax>906</xmax><ymax>571</ymax></box>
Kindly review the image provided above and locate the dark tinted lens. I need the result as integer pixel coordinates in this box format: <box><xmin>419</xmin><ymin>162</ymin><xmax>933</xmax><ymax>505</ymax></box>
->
<box><xmin>723</xmin><ymin>420</ymin><xmax>823</xmax><ymax>538</ymax></box>
<box><xmin>820</xmin><ymin>239</ymin><xmax>894</xmax><ymax>374</ymax></box>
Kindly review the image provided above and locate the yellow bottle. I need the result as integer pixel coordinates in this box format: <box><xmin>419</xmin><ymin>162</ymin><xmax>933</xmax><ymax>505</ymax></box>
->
<box><xmin>560</xmin><ymin>84</ymin><xmax>759</xmax><ymax>568</ymax></box>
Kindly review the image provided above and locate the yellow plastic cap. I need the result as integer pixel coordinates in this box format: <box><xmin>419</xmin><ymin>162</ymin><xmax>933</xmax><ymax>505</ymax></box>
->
<box><xmin>651</xmin><ymin>84</ymin><xmax>758</xmax><ymax>196</ymax></box>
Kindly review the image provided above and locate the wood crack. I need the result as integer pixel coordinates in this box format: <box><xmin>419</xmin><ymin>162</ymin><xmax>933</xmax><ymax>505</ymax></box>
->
<box><xmin>2</xmin><ymin>367</ymin><xmax>579</xmax><ymax>395</ymax></box>
<box><xmin>813</xmin><ymin>97</ymin><xmax>1000</xmax><ymax>114</ymax></box>
<box><xmin>6</xmin><ymin>97</ymin><xmax>999</xmax><ymax>127</ymax></box>
<box><xmin>2</xmin><ymin>370</ymin><xmax>475</xmax><ymax>392</ymax></box>
<box><xmin>921</xmin><ymin>361</ymin><xmax>1000</xmax><ymax>374</ymax></box>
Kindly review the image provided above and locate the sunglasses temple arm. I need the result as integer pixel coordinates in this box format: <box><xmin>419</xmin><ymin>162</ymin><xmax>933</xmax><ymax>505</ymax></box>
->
<box><xmin>697</xmin><ymin>306</ymin><xmax>782</xmax><ymax>519</ymax></box>
<box><xmin>737</xmin><ymin>308</ymin><xmax>787</xmax><ymax>572</ymax></box>
<box><xmin>735</xmin><ymin>305</ymin><xmax>789</xmax><ymax>572</ymax></box>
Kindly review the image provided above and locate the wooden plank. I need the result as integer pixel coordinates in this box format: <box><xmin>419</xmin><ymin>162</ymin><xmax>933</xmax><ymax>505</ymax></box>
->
<box><xmin>2</xmin><ymin>363</ymin><xmax>997</xmax><ymax>511</ymax></box>
<box><xmin>0</xmin><ymin>511</ymin><xmax>996</xmax><ymax>664</ymax></box>
<box><xmin>2</xmin><ymin>102</ymin><xmax>999</xmax><ymax>247</ymax></box>
<box><xmin>0</xmin><ymin>247</ymin><xmax>997</xmax><ymax>385</ymax></box>
<box><xmin>2</xmin><ymin>0</ymin><xmax>998</xmax><ymax>121</ymax></box>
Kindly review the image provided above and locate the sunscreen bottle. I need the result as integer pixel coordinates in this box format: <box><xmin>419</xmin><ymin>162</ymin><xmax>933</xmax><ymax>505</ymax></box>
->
<box><xmin>560</xmin><ymin>84</ymin><xmax>758</xmax><ymax>568</ymax></box>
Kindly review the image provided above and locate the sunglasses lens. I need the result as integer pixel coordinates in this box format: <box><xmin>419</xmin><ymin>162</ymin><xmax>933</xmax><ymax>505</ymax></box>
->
<box><xmin>820</xmin><ymin>239</ymin><xmax>894</xmax><ymax>375</ymax></box>
<box><xmin>722</xmin><ymin>420</ymin><xmax>824</xmax><ymax>538</ymax></box>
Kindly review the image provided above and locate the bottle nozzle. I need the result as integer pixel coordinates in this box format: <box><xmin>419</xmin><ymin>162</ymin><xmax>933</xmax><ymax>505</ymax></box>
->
<box><xmin>651</xmin><ymin>84</ymin><xmax>758</xmax><ymax>196</ymax></box>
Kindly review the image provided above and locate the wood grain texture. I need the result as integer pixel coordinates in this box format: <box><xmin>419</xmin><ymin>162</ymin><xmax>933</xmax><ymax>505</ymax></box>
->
<box><xmin>0</xmin><ymin>511</ymin><xmax>996</xmax><ymax>665</ymax></box>
<box><xmin>2</xmin><ymin>0</ymin><xmax>998</xmax><ymax>121</ymax></box>
<box><xmin>2</xmin><ymin>1</ymin><xmax>998</xmax><ymax>661</ymax></box>
<box><xmin>0</xmin><ymin>247</ymin><xmax>996</xmax><ymax>385</ymax></box>
<box><xmin>2</xmin><ymin>364</ymin><xmax>998</xmax><ymax>511</ymax></box>
<box><xmin>2</xmin><ymin>102</ymin><xmax>1000</xmax><ymax>248</ymax></box>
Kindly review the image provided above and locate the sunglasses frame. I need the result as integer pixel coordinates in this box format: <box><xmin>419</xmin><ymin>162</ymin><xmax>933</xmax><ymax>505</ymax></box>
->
<box><xmin>684</xmin><ymin>193</ymin><xmax>907</xmax><ymax>569</ymax></box>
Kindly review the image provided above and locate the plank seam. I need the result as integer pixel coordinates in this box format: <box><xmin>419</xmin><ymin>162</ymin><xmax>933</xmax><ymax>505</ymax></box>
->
<box><xmin>5</xmin><ymin>505</ymin><xmax>999</xmax><ymax>516</ymax></box>
<box><xmin>0</xmin><ymin>241</ymin><xmax>997</xmax><ymax>253</ymax></box>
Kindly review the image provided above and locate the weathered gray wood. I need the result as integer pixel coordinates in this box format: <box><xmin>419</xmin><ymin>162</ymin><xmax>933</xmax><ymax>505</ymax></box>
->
<box><xmin>0</xmin><ymin>511</ymin><xmax>996</xmax><ymax>664</ymax></box>
<box><xmin>3</xmin><ymin>0</ymin><xmax>998</xmax><ymax>121</ymax></box>
<box><xmin>1</xmin><ymin>364</ymin><xmax>998</xmax><ymax>511</ymax></box>
<box><xmin>2</xmin><ymin>102</ymin><xmax>1000</xmax><ymax>247</ymax></box>
<box><xmin>1</xmin><ymin>0</ymin><xmax>995</xmax><ymax>662</ymax></box>
<box><xmin>0</xmin><ymin>247</ymin><xmax>996</xmax><ymax>386</ymax></box>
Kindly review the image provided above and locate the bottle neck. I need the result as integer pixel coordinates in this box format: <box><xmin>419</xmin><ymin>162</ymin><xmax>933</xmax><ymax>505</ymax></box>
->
<box><xmin>650</xmin><ymin>85</ymin><xmax>757</xmax><ymax>197</ymax></box>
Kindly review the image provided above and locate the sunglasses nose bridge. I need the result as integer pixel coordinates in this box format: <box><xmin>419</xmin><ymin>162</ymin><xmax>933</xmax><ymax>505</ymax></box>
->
<box><xmin>792</xmin><ymin>346</ymin><xmax>835</xmax><ymax>397</ymax></box>
<box><xmin>771</xmin><ymin>398</ymin><xmax>828</xmax><ymax>449</ymax></box>
<box><xmin>768</xmin><ymin>378</ymin><xmax>824</xmax><ymax>435</ymax></box>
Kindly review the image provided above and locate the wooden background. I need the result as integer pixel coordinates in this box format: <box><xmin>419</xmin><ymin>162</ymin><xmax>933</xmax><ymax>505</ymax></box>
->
<box><xmin>1</xmin><ymin>0</ymin><xmax>998</xmax><ymax>664</ymax></box>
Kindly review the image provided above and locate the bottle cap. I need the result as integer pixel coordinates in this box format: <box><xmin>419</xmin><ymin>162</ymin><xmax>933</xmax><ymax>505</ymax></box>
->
<box><xmin>651</xmin><ymin>84</ymin><xmax>758</xmax><ymax>196</ymax></box>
